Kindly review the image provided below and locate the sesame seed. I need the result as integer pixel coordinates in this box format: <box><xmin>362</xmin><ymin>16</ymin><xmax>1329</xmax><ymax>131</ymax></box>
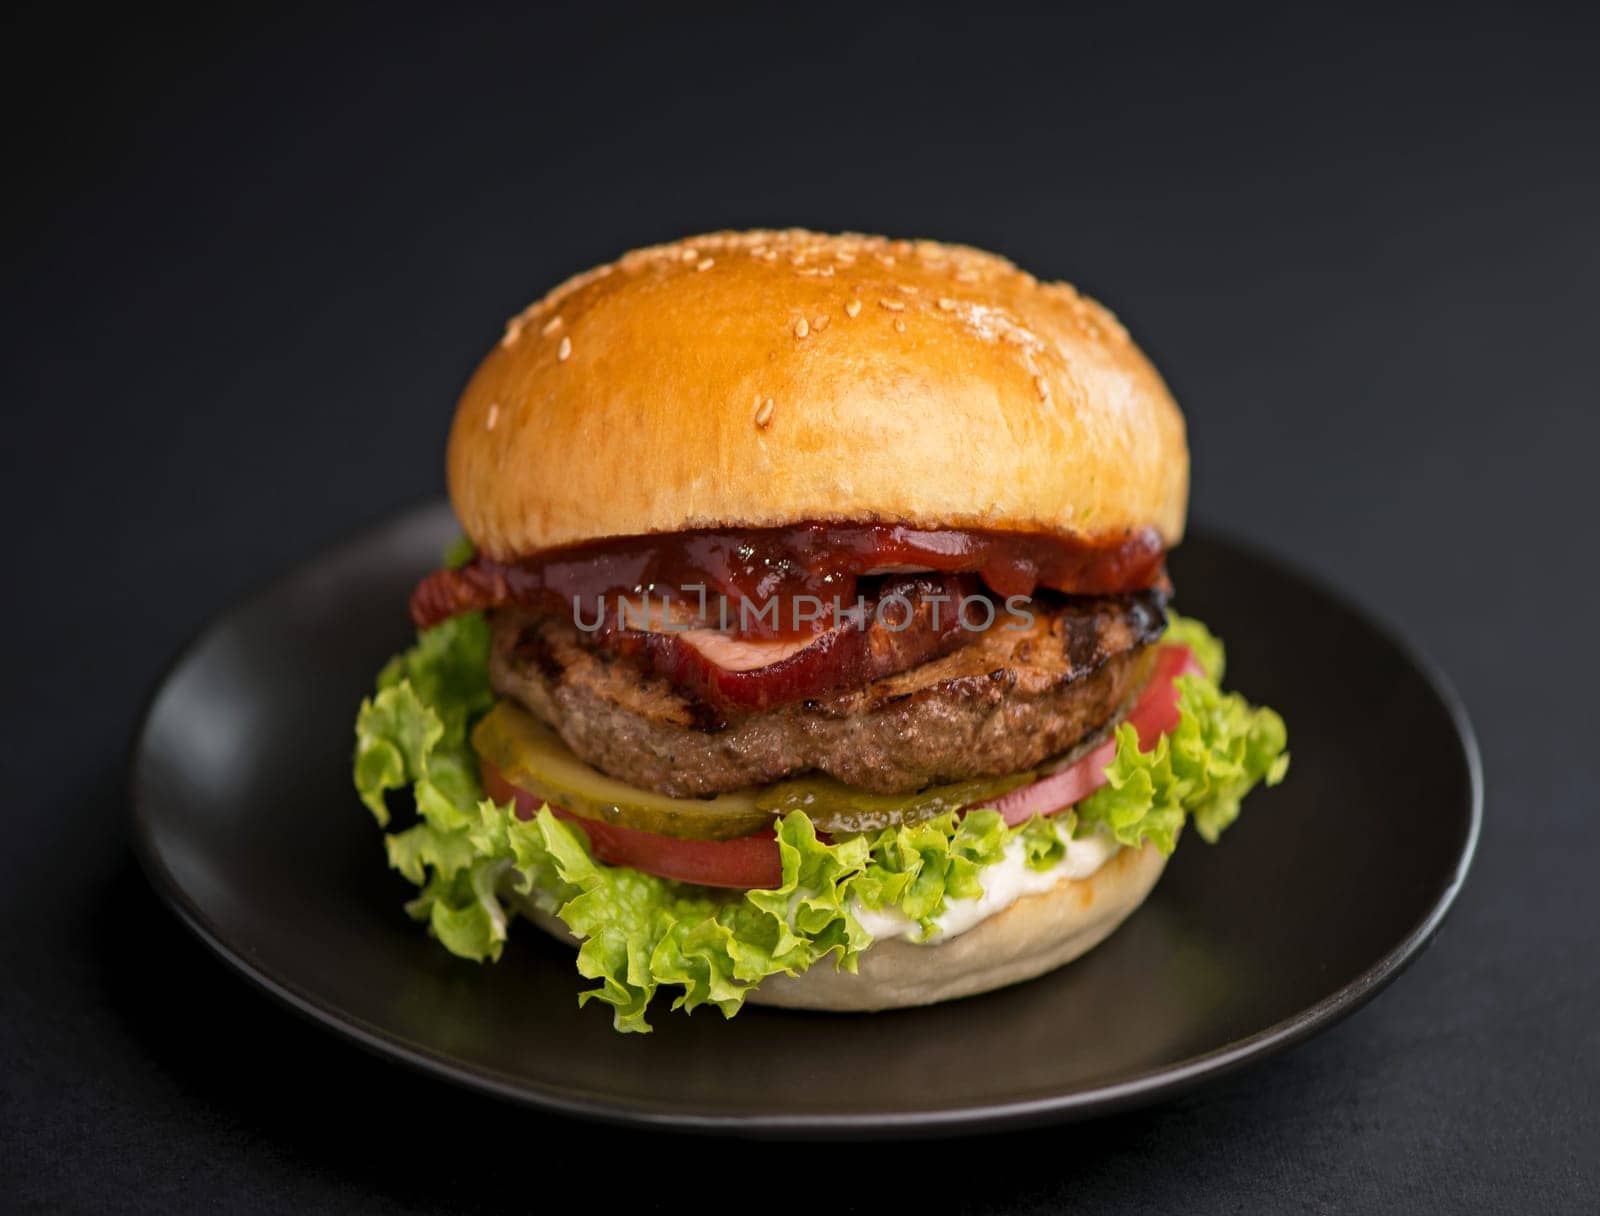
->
<box><xmin>486</xmin><ymin>402</ymin><xmax>500</xmax><ymax>430</ymax></box>
<box><xmin>697</xmin><ymin>257</ymin><xmax>715</xmax><ymax>271</ymax></box>
<box><xmin>937</xmin><ymin>297</ymin><xmax>956</xmax><ymax>311</ymax></box>
<box><xmin>956</xmin><ymin>269</ymin><xmax>980</xmax><ymax>283</ymax></box>
<box><xmin>844</xmin><ymin>299</ymin><xmax>862</xmax><ymax>318</ymax></box>
<box><xmin>897</xmin><ymin>284</ymin><xmax>918</xmax><ymax>295</ymax></box>
<box><xmin>878</xmin><ymin>298</ymin><xmax>905</xmax><ymax>312</ymax></box>
<box><xmin>813</xmin><ymin>314</ymin><xmax>830</xmax><ymax>331</ymax></box>
<box><xmin>681</xmin><ymin>248</ymin><xmax>699</xmax><ymax>262</ymax></box>
<box><xmin>762</xmin><ymin>250</ymin><xmax>778</xmax><ymax>262</ymax></box>
<box><xmin>794</xmin><ymin>317</ymin><xmax>810</xmax><ymax>338</ymax></box>
<box><xmin>541</xmin><ymin>315</ymin><xmax>563</xmax><ymax>336</ymax></box>
<box><xmin>894</xmin><ymin>318</ymin><xmax>907</xmax><ymax>333</ymax></box>
<box><xmin>500</xmin><ymin>323</ymin><xmax>522</xmax><ymax>347</ymax></box>
<box><xmin>755</xmin><ymin>397</ymin><xmax>775</xmax><ymax>429</ymax></box>
<box><xmin>1034</xmin><ymin>375</ymin><xmax>1050</xmax><ymax>401</ymax></box>
<box><xmin>557</xmin><ymin>336</ymin><xmax>572</xmax><ymax>361</ymax></box>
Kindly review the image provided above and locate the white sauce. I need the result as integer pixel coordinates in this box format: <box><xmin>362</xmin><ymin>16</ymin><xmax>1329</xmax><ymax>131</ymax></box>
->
<box><xmin>853</xmin><ymin>825</ymin><xmax>1120</xmax><ymax>944</ymax></box>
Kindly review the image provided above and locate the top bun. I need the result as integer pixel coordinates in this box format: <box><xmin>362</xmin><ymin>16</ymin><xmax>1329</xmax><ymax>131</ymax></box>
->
<box><xmin>447</xmin><ymin>230</ymin><xmax>1188</xmax><ymax>559</ymax></box>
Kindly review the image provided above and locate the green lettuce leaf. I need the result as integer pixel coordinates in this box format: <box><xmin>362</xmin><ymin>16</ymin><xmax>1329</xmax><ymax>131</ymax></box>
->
<box><xmin>1164</xmin><ymin>610</ymin><xmax>1226</xmax><ymax>682</ymax></box>
<box><xmin>354</xmin><ymin>612</ymin><xmax>491</xmax><ymax>828</ymax></box>
<box><xmin>352</xmin><ymin>609</ymin><xmax>1288</xmax><ymax>1031</ymax></box>
<box><xmin>443</xmin><ymin>535</ymin><xmax>477</xmax><ymax>570</ymax></box>
<box><xmin>849</xmin><ymin>809</ymin><xmax>1009</xmax><ymax>937</ymax></box>
<box><xmin>1019</xmin><ymin>812</ymin><xmax>1073</xmax><ymax>871</ymax></box>
<box><xmin>1075</xmin><ymin>614</ymin><xmax>1289</xmax><ymax>848</ymax></box>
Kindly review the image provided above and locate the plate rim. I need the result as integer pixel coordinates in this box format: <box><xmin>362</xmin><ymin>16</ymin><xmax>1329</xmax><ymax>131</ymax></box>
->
<box><xmin>128</xmin><ymin>502</ymin><xmax>1483</xmax><ymax>1138</ymax></box>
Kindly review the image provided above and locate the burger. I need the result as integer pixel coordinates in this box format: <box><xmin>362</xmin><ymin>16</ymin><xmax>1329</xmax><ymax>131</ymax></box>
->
<box><xmin>354</xmin><ymin>230</ymin><xmax>1288</xmax><ymax>1032</ymax></box>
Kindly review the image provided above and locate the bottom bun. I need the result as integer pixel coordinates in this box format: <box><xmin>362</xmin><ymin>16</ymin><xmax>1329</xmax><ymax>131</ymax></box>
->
<box><xmin>512</xmin><ymin>840</ymin><xmax>1167</xmax><ymax>1014</ymax></box>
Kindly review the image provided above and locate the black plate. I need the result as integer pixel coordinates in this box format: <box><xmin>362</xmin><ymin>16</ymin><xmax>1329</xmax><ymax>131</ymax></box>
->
<box><xmin>130</xmin><ymin>504</ymin><xmax>1480</xmax><ymax>1137</ymax></box>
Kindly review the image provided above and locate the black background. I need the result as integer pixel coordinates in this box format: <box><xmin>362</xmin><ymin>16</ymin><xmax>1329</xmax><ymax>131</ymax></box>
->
<box><xmin>5</xmin><ymin>2</ymin><xmax>1597</xmax><ymax>1211</ymax></box>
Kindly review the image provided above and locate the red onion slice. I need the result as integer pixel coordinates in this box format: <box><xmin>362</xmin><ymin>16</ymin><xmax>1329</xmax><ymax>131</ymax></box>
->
<box><xmin>987</xmin><ymin>645</ymin><xmax>1201</xmax><ymax>825</ymax></box>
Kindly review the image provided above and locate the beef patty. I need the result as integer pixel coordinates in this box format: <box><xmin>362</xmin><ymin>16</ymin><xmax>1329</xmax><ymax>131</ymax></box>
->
<box><xmin>487</xmin><ymin>591</ymin><xmax>1166</xmax><ymax>797</ymax></box>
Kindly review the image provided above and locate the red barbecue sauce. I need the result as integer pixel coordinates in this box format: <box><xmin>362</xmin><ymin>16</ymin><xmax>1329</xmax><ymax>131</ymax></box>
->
<box><xmin>410</xmin><ymin>521</ymin><xmax>1166</xmax><ymax>640</ymax></box>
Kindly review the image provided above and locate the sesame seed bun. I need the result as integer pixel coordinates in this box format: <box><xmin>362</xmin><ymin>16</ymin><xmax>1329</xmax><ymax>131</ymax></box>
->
<box><xmin>446</xmin><ymin>230</ymin><xmax>1188</xmax><ymax>558</ymax></box>
<box><xmin>512</xmin><ymin>840</ymin><xmax>1168</xmax><ymax>1013</ymax></box>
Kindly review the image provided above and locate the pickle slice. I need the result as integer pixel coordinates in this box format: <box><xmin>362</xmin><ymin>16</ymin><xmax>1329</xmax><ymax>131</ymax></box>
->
<box><xmin>753</xmin><ymin>770</ymin><xmax>1036</xmax><ymax>834</ymax></box>
<box><xmin>471</xmin><ymin>701</ymin><xmax>770</xmax><ymax>841</ymax></box>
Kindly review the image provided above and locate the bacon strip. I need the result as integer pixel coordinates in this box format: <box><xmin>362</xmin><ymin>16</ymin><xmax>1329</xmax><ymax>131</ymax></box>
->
<box><xmin>603</xmin><ymin>574</ymin><xmax>984</xmax><ymax>712</ymax></box>
<box><xmin>411</xmin><ymin>561</ymin><xmax>521</xmax><ymax>631</ymax></box>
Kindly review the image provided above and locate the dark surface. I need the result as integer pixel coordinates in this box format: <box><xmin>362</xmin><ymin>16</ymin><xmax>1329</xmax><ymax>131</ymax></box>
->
<box><xmin>130</xmin><ymin>509</ymin><xmax>1479</xmax><ymax>1133</ymax></box>
<box><xmin>3</xmin><ymin>0</ymin><xmax>1596</xmax><ymax>1210</ymax></box>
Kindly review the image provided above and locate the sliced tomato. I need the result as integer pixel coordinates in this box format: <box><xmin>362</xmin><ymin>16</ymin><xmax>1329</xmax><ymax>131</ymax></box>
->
<box><xmin>481</xmin><ymin>761</ymin><xmax>783</xmax><ymax>889</ymax></box>
<box><xmin>987</xmin><ymin>645</ymin><xmax>1202</xmax><ymax>826</ymax></box>
<box><xmin>480</xmin><ymin>643</ymin><xmax>1202</xmax><ymax>886</ymax></box>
